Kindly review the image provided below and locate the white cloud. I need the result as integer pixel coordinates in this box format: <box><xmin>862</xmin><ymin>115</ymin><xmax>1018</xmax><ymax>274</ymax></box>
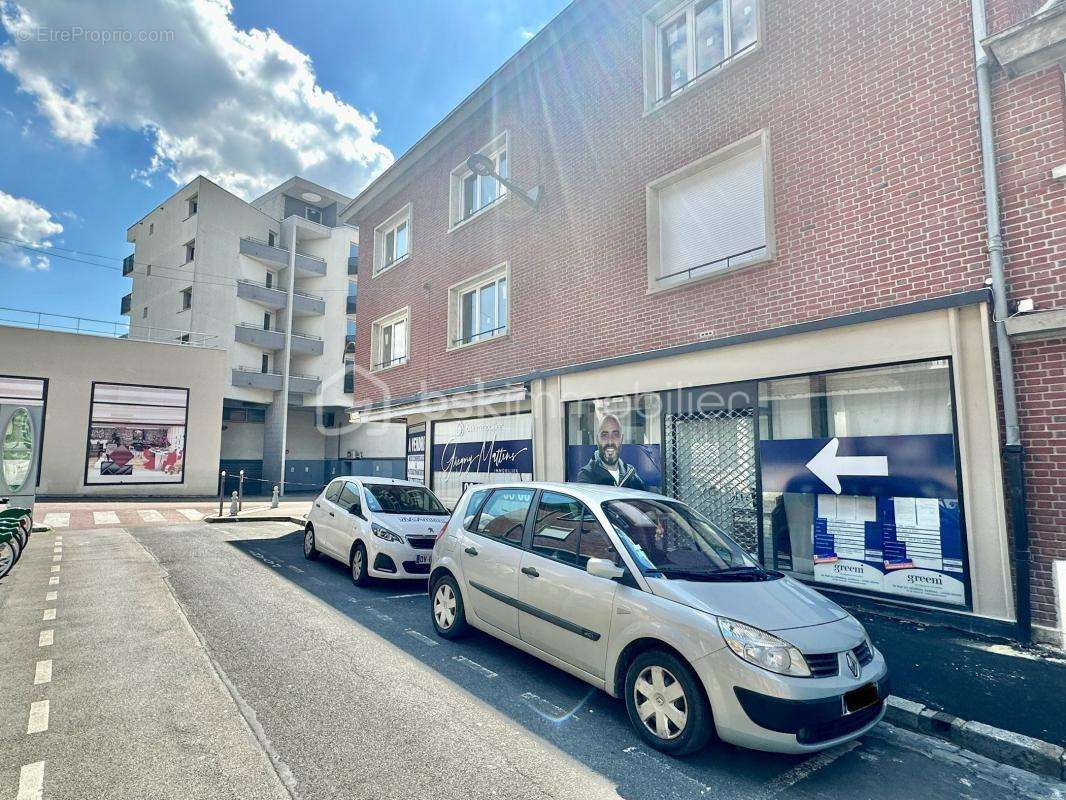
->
<box><xmin>518</xmin><ymin>27</ymin><xmax>537</xmax><ymax>40</ymax></box>
<box><xmin>0</xmin><ymin>0</ymin><xmax>394</xmax><ymax>199</ymax></box>
<box><xmin>0</xmin><ymin>190</ymin><xmax>63</xmax><ymax>271</ymax></box>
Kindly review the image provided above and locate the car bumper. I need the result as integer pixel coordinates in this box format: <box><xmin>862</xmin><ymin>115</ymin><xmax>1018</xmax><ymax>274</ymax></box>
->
<box><xmin>367</xmin><ymin>539</ymin><xmax>433</xmax><ymax>579</ymax></box>
<box><xmin>691</xmin><ymin>646</ymin><xmax>890</xmax><ymax>753</ymax></box>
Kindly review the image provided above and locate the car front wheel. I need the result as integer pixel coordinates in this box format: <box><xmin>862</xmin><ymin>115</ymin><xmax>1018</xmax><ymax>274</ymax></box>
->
<box><xmin>303</xmin><ymin>525</ymin><xmax>320</xmax><ymax>560</ymax></box>
<box><xmin>350</xmin><ymin>542</ymin><xmax>370</xmax><ymax>586</ymax></box>
<box><xmin>624</xmin><ymin>650</ymin><xmax>713</xmax><ymax>756</ymax></box>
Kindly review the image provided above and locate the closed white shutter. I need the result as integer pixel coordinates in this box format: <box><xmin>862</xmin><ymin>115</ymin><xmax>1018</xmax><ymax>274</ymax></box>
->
<box><xmin>658</xmin><ymin>142</ymin><xmax>766</xmax><ymax>281</ymax></box>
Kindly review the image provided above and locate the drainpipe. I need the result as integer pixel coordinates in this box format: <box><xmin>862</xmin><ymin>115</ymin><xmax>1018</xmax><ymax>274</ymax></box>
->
<box><xmin>970</xmin><ymin>0</ymin><xmax>1032</xmax><ymax>641</ymax></box>
<box><xmin>278</xmin><ymin>222</ymin><xmax>297</xmax><ymax>497</ymax></box>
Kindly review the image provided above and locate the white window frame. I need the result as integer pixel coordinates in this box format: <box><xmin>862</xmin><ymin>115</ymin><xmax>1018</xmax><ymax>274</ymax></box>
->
<box><xmin>180</xmin><ymin>286</ymin><xmax>193</xmax><ymax>312</ymax></box>
<box><xmin>370</xmin><ymin>306</ymin><xmax>410</xmax><ymax>372</ymax></box>
<box><xmin>372</xmin><ymin>203</ymin><xmax>412</xmax><ymax>276</ymax></box>
<box><xmin>449</xmin><ymin>132</ymin><xmax>509</xmax><ymax>230</ymax></box>
<box><xmin>645</xmin><ymin>129</ymin><xmax>775</xmax><ymax>294</ymax></box>
<box><xmin>448</xmin><ymin>263</ymin><xmax>510</xmax><ymax>351</ymax></box>
<box><xmin>642</xmin><ymin>0</ymin><xmax>763</xmax><ymax>113</ymax></box>
<box><xmin>186</xmin><ymin>194</ymin><xmax>198</xmax><ymax>218</ymax></box>
<box><xmin>184</xmin><ymin>239</ymin><xmax>195</xmax><ymax>263</ymax></box>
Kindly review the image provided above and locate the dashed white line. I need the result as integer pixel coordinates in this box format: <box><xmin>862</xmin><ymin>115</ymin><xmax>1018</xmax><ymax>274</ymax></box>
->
<box><xmin>287</xmin><ymin>565</ymin><xmax>305</xmax><ymax>574</ymax></box>
<box><xmin>43</xmin><ymin>513</ymin><xmax>69</xmax><ymax>528</ymax></box>
<box><xmin>33</xmin><ymin>660</ymin><xmax>52</xmax><ymax>685</ymax></box>
<box><xmin>364</xmin><ymin>606</ymin><xmax>393</xmax><ymax>622</ymax></box>
<box><xmin>42</xmin><ymin>609</ymin><xmax>56</xmax><ymax>621</ymax></box>
<box><xmin>137</xmin><ymin>509</ymin><xmax>166</xmax><ymax>523</ymax></box>
<box><xmin>16</xmin><ymin>761</ymin><xmax>45</xmax><ymax>800</ymax></box>
<box><xmin>50</xmin><ymin>566</ymin><xmax>60</xmax><ymax>573</ymax></box>
<box><xmin>93</xmin><ymin>511</ymin><xmax>120</xmax><ymax>525</ymax></box>
<box><xmin>452</xmin><ymin>655</ymin><xmax>498</xmax><ymax>678</ymax></box>
<box><xmin>404</xmin><ymin>629</ymin><xmax>439</xmax><ymax>646</ymax></box>
<box><xmin>45</xmin><ymin>591</ymin><xmax>57</xmax><ymax>601</ymax></box>
<box><xmin>178</xmin><ymin>509</ymin><xmax>204</xmax><ymax>521</ymax></box>
<box><xmin>39</xmin><ymin>630</ymin><xmax>53</xmax><ymax>647</ymax></box>
<box><xmin>26</xmin><ymin>700</ymin><xmax>50</xmax><ymax>734</ymax></box>
<box><xmin>387</xmin><ymin>592</ymin><xmax>427</xmax><ymax>599</ymax></box>
<box><xmin>52</xmin><ymin>555</ymin><xmax>62</xmax><ymax>562</ymax></box>
<box><xmin>48</xmin><ymin>577</ymin><xmax>59</xmax><ymax>586</ymax></box>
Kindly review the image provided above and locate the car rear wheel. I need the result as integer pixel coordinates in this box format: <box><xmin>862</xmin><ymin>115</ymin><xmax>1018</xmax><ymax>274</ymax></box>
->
<box><xmin>430</xmin><ymin>574</ymin><xmax>467</xmax><ymax>638</ymax></box>
<box><xmin>350</xmin><ymin>542</ymin><xmax>370</xmax><ymax>586</ymax></box>
<box><xmin>624</xmin><ymin>650</ymin><xmax>713</xmax><ymax>756</ymax></box>
<box><xmin>303</xmin><ymin>525</ymin><xmax>320</xmax><ymax>560</ymax></box>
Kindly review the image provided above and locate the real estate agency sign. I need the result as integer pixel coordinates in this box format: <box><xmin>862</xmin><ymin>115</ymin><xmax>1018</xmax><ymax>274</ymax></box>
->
<box><xmin>430</xmin><ymin>414</ymin><xmax>533</xmax><ymax>507</ymax></box>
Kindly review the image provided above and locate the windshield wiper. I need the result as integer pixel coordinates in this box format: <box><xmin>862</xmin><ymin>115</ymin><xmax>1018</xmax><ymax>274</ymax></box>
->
<box><xmin>653</xmin><ymin>565</ymin><xmax>780</xmax><ymax>582</ymax></box>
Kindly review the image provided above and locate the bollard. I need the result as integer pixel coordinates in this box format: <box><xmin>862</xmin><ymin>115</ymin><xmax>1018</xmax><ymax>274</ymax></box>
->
<box><xmin>271</xmin><ymin>485</ymin><xmax>280</xmax><ymax>509</ymax></box>
<box><xmin>229</xmin><ymin>491</ymin><xmax>239</xmax><ymax>516</ymax></box>
<box><xmin>238</xmin><ymin>470</ymin><xmax>245</xmax><ymax>512</ymax></box>
<box><xmin>218</xmin><ymin>470</ymin><xmax>227</xmax><ymax>518</ymax></box>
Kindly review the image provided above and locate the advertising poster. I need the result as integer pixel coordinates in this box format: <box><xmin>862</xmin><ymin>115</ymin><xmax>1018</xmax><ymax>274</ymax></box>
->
<box><xmin>406</xmin><ymin>424</ymin><xmax>426</xmax><ymax>485</ymax></box>
<box><xmin>431</xmin><ymin>414</ymin><xmax>533</xmax><ymax>506</ymax></box>
<box><xmin>85</xmin><ymin>383</ymin><xmax>189</xmax><ymax>485</ymax></box>
<box><xmin>761</xmin><ymin>433</ymin><xmax>967</xmax><ymax>606</ymax></box>
<box><xmin>565</xmin><ymin>395</ymin><xmax>662</xmax><ymax>492</ymax></box>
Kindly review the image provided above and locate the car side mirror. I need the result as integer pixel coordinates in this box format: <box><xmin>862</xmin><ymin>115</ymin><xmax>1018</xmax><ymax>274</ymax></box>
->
<box><xmin>587</xmin><ymin>557</ymin><xmax>625</xmax><ymax>580</ymax></box>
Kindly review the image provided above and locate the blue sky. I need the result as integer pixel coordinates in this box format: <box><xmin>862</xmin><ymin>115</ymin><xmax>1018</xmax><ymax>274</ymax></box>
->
<box><xmin>0</xmin><ymin>0</ymin><xmax>569</xmax><ymax>325</ymax></box>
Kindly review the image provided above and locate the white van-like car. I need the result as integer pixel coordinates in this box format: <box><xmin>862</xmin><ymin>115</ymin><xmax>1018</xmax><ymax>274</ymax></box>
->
<box><xmin>304</xmin><ymin>476</ymin><xmax>450</xmax><ymax>583</ymax></box>
<box><xmin>428</xmin><ymin>482</ymin><xmax>890</xmax><ymax>756</ymax></box>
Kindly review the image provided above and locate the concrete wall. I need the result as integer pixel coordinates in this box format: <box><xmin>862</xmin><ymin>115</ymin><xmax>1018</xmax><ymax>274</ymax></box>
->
<box><xmin>0</xmin><ymin>326</ymin><xmax>226</xmax><ymax>498</ymax></box>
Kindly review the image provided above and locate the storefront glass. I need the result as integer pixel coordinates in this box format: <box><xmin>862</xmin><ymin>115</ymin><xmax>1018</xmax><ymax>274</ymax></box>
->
<box><xmin>430</xmin><ymin>413</ymin><xmax>534</xmax><ymax>507</ymax></box>
<box><xmin>565</xmin><ymin>394</ymin><xmax>662</xmax><ymax>493</ymax></box>
<box><xmin>757</xmin><ymin>360</ymin><xmax>969</xmax><ymax>607</ymax></box>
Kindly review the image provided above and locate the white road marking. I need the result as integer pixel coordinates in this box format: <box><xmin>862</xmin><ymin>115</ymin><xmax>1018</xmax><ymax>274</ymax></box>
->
<box><xmin>363</xmin><ymin>606</ymin><xmax>392</xmax><ymax>622</ymax></box>
<box><xmin>16</xmin><ymin>761</ymin><xmax>45</xmax><ymax>800</ymax></box>
<box><xmin>137</xmin><ymin>509</ymin><xmax>166</xmax><ymax>523</ymax></box>
<box><xmin>42</xmin><ymin>609</ymin><xmax>56</xmax><ymax>621</ymax></box>
<box><xmin>758</xmin><ymin>741</ymin><xmax>860</xmax><ymax>798</ymax></box>
<box><xmin>43</xmin><ymin>513</ymin><xmax>69</xmax><ymax>528</ymax></box>
<box><xmin>52</xmin><ymin>555</ymin><xmax>61</xmax><ymax>562</ymax></box>
<box><xmin>45</xmin><ymin>591</ymin><xmax>57</xmax><ymax>601</ymax></box>
<box><xmin>178</xmin><ymin>509</ymin><xmax>204</xmax><ymax>521</ymax></box>
<box><xmin>48</xmin><ymin>577</ymin><xmax>59</xmax><ymax>586</ymax></box>
<box><xmin>404</xmin><ymin>629</ymin><xmax>438</xmax><ymax>646</ymax></box>
<box><xmin>387</xmin><ymin>592</ymin><xmax>427</xmax><ymax>599</ymax></box>
<box><xmin>521</xmin><ymin>691</ymin><xmax>569</xmax><ymax>720</ymax></box>
<box><xmin>287</xmin><ymin>565</ymin><xmax>305</xmax><ymax>574</ymax></box>
<box><xmin>27</xmin><ymin>700</ymin><xmax>50</xmax><ymax>734</ymax></box>
<box><xmin>50</xmin><ymin>566</ymin><xmax>60</xmax><ymax>573</ymax></box>
<box><xmin>39</xmin><ymin>630</ymin><xmax>53</xmax><ymax>647</ymax></box>
<box><xmin>34</xmin><ymin>660</ymin><xmax>52</xmax><ymax>685</ymax></box>
<box><xmin>453</xmin><ymin>655</ymin><xmax>498</xmax><ymax>678</ymax></box>
<box><xmin>93</xmin><ymin>511</ymin><xmax>120</xmax><ymax>525</ymax></box>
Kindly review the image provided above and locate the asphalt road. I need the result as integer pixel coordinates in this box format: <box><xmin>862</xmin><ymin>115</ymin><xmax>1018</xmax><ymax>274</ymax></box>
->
<box><xmin>1</xmin><ymin>519</ymin><xmax>1063</xmax><ymax>800</ymax></box>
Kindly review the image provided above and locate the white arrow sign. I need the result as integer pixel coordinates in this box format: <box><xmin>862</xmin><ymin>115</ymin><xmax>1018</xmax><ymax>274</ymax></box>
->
<box><xmin>805</xmin><ymin>438</ymin><xmax>888</xmax><ymax>494</ymax></box>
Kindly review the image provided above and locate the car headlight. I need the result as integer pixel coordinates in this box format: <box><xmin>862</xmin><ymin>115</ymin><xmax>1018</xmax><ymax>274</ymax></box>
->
<box><xmin>717</xmin><ymin>617</ymin><xmax>811</xmax><ymax>677</ymax></box>
<box><xmin>371</xmin><ymin>523</ymin><xmax>403</xmax><ymax>543</ymax></box>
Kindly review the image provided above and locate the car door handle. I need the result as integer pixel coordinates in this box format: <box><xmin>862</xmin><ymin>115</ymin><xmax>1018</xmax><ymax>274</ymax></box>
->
<box><xmin>464</xmin><ymin>546</ymin><xmax>478</xmax><ymax>556</ymax></box>
<box><xmin>315</xmin><ymin>503</ymin><xmax>321</xmax><ymax>508</ymax></box>
<box><xmin>328</xmin><ymin>512</ymin><xmax>335</xmax><ymax>517</ymax></box>
<box><xmin>521</xmin><ymin>566</ymin><xmax>540</xmax><ymax>578</ymax></box>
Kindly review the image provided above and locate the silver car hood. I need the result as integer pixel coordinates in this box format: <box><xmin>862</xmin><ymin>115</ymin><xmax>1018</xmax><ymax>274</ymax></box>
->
<box><xmin>374</xmin><ymin>513</ymin><xmax>448</xmax><ymax>537</ymax></box>
<box><xmin>646</xmin><ymin>574</ymin><xmax>850</xmax><ymax>633</ymax></box>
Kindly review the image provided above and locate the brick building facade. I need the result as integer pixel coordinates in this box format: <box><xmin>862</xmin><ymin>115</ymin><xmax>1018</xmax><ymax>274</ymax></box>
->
<box><xmin>341</xmin><ymin>0</ymin><xmax>1065</xmax><ymax>641</ymax></box>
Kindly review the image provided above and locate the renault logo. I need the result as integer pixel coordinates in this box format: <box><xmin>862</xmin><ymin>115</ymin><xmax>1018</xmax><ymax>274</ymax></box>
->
<box><xmin>845</xmin><ymin>651</ymin><xmax>860</xmax><ymax>679</ymax></box>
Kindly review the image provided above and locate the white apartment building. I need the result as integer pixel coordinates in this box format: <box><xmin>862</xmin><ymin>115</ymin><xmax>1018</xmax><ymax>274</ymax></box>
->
<box><xmin>122</xmin><ymin>175</ymin><xmax>402</xmax><ymax>494</ymax></box>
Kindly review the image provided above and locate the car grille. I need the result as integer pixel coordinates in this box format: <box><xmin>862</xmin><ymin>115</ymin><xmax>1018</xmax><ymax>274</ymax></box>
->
<box><xmin>406</xmin><ymin>536</ymin><xmax>436</xmax><ymax>550</ymax></box>
<box><xmin>806</xmin><ymin>652</ymin><xmax>840</xmax><ymax>678</ymax></box>
<box><xmin>402</xmin><ymin>560</ymin><xmax>431</xmax><ymax>575</ymax></box>
<box><xmin>797</xmin><ymin>701</ymin><xmax>883</xmax><ymax>745</ymax></box>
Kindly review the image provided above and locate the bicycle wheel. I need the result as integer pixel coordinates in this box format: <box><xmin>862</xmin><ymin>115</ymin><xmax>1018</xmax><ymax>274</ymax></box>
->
<box><xmin>0</xmin><ymin>539</ymin><xmax>15</xmax><ymax>578</ymax></box>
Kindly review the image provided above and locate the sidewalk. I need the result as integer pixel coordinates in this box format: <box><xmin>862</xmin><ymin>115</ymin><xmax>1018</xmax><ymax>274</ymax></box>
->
<box><xmin>206</xmin><ymin>499</ymin><xmax>312</xmax><ymax>524</ymax></box>
<box><xmin>852</xmin><ymin>607</ymin><xmax>1066</xmax><ymax>746</ymax></box>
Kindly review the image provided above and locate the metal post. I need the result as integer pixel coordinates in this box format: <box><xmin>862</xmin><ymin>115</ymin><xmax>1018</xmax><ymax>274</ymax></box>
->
<box><xmin>278</xmin><ymin>222</ymin><xmax>298</xmax><ymax>497</ymax></box>
<box><xmin>218</xmin><ymin>470</ymin><xmax>226</xmax><ymax>518</ymax></box>
<box><xmin>238</xmin><ymin>470</ymin><xmax>245</xmax><ymax>512</ymax></box>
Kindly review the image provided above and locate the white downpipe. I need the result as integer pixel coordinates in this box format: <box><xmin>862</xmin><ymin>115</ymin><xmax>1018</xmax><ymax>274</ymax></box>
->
<box><xmin>279</xmin><ymin>223</ymin><xmax>297</xmax><ymax>496</ymax></box>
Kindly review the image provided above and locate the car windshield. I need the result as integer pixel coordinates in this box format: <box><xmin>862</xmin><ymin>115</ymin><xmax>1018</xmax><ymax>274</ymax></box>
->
<box><xmin>602</xmin><ymin>498</ymin><xmax>758</xmax><ymax>577</ymax></box>
<box><xmin>363</xmin><ymin>485</ymin><xmax>448</xmax><ymax>515</ymax></box>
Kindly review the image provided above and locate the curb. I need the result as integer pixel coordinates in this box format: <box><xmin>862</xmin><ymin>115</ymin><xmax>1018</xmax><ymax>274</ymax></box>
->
<box><xmin>205</xmin><ymin>515</ymin><xmax>306</xmax><ymax>525</ymax></box>
<box><xmin>885</xmin><ymin>695</ymin><xmax>1065</xmax><ymax>779</ymax></box>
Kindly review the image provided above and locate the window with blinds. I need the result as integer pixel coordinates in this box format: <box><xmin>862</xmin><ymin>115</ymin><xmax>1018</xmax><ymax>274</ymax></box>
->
<box><xmin>652</xmin><ymin>135</ymin><xmax>769</xmax><ymax>287</ymax></box>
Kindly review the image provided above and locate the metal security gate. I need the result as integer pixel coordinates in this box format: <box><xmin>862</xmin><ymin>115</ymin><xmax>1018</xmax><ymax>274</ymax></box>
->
<box><xmin>663</xmin><ymin>383</ymin><xmax>759</xmax><ymax>556</ymax></box>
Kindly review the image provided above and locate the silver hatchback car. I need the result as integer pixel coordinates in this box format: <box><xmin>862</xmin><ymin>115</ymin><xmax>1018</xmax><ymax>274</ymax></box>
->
<box><xmin>428</xmin><ymin>482</ymin><xmax>889</xmax><ymax>755</ymax></box>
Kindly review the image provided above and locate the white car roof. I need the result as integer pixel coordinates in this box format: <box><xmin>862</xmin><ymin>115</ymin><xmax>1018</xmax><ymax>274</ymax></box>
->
<box><xmin>468</xmin><ymin>481</ymin><xmax>668</xmax><ymax>503</ymax></box>
<box><xmin>332</xmin><ymin>476</ymin><xmax>427</xmax><ymax>489</ymax></box>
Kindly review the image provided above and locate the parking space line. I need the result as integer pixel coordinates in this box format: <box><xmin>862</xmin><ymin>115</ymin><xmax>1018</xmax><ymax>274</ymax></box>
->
<box><xmin>50</xmin><ymin>566</ymin><xmax>60</xmax><ymax>573</ymax></box>
<box><xmin>43</xmin><ymin>512</ymin><xmax>69</xmax><ymax>528</ymax></box>
<box><xmin>45</xmin><ymin>591</ymin><xmax>57</xmax><ymax>601</ymax></box>
<box><xmin>178</xmin><ymin>509</ymin><xmax>204</xmax><ymax>521</ymax></box>
<box><xmin>404</xmin><ymin>629</ymin><xmax>438</xmax><ymax>646</ymax></box>
<box><xmin>16</xmin><ymin>761</ymin><xmax>45</xmax><ymax>800</ymax></box>
<box><xmin>42</xmin><ymin>609</ymin><xmax>56</xmax><ymax>622</ymax></box>
<box><xmin>52</xmin><ymin>555</ymin><xmax>62</xmax><ymax>562</ymax></box>
<box><xmin>758</xmin><ymin>741</ymin><xmax>860</xmax><ymax>798</ymax></box>
<box><xmin>386</xmin><ymin>592</ymin><xmax>426</xmax><ymax>599</ymax></box>
<box><xmin>27</xmin><ymin>700</ymin><xmax>50</xmax><ymax>734</ymax></box>
<box><xmin>33</xmin><ymin>660</ymin><xmax>52</xmax><ymax>685</ymax></box>
<box><xmin>48</xmin><ymin>577</ymin><xmax>59</xmax><ymax>586</ymax></box>
<box><xmin>39</xmin><ymin>630</ymin><xmax>53</xmax><ymax>647</ymax></box>
<box><xmin>364</xmin><ymin>607</ymin><xmax>393</xmax><ymax>623</ymax></box>
<box><xmin>93</xmin><ymin>511</ymin><xmax>120</xmax><ymax>525</ymax></box>
<box><xmin>137</xmin><ymin>509</ymin><xmax>166</xmax><ymax>523</ymax></box>
<box><xmin>452</xmin><ymin>655</ymin><xmax>498</xmax><ymax>678</ymax></box>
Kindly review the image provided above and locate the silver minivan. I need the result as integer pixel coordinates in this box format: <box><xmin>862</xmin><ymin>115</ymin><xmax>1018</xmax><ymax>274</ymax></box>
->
<box><xmin>428</xmin><ymin>482</ymin><xmax>889</xmax><ymax>755</ymax></box>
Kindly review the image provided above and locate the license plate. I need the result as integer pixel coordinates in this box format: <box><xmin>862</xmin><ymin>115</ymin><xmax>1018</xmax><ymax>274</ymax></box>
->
<box><xmin>416</xmin><ymin>554</ymin><xmax>431</xmax><ymax>565</ymax></box>
<box><xmin>844</xmin><ymin>682</ymin><xmax>879</xmax><ymax>714</ymax></box>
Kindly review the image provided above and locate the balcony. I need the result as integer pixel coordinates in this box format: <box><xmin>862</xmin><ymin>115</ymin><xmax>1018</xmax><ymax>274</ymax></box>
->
<box><xmin>231</xmin><ymin>367</ymin><xmax>320</xmax><ymax>394</ymax></box>
<box><xmin>346</xmin><ymin>295</ymin><xmax>357</xmax><ymax>316</ymax></box>
<box><xmin>122</xmin><ymin>254</ymin><xmax>135</xmax><ymax>276</ymax></box>
<box><xmin>120</xmin><ymin>292</ymin><xmax>131</xmax><ymax>315</ymax></box>
<box><xmin>233</xmin><ymin>323</ymin><xmax>323</xmax><ymax>356</ymax></box>
<box><xmin>235</xmin><ymin>279</ymin><xmax>325</xmax><ymax>316</ymax></box>
<box><xmin>348</xmin><ymin>255</ymin><xmax>358</xmax><ymax>276</ymax></box>
<box><xmin>239</xmin><ymin>236</ymin><xmax>326</xmax><ymax>277</ymax></box>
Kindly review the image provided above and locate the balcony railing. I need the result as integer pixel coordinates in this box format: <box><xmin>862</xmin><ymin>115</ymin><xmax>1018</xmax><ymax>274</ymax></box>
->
<box><xmin>239</xmin><ymin>236</ymin><xmax>326</xmax><ymax>276</ymax></box>
<box><xmin>122</xmin><ymin>254</ymin><xmax>135</xmax><ymax>276</ymax></box>
<box><xmin>233</xmin><ymin>322</ymin><xmax>324</xmax><ymax>355</ymax></box>
<box><xmin>0</xmin><ymin>306</ymin><xmax>218</xmax><ymax>347</ymax></box>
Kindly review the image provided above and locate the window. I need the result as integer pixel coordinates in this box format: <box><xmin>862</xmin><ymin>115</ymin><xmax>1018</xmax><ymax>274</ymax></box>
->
<box><xmin>450</xmin><ymin>264</ymin><xmax>508</xmax><ymax>348</ymax></box>
<box><xmin>373</xmin><ymin>204</ymin><xmax>411</xmax><ymax>275</ymax></box>
<box><xmin>363</xmin><ymin>484</ymin><xmax>448</xmax><ymax>515</ymax></box>
<box><xmin>261</xmin><ymin>353</ymin><xmax>269</xmax><ymax>373</ymax></box>
<box><xmin>338</xmin><ymin>482</ymin><xmax>362</xmax><ymax>515</ymax></box>
<box><xmin>149</xmin><ymin>222</ymin><xmax>154</xmax><ymax>235</ymax></box>
<box><xmin>179</xmin><ymin>333</ymin><xmax>190</xmax><ymax>344</ymax></box>
<box><xmin>371</xmin><ymin>308</ymin><xmax>409</xmax><ymax>371</ymax></box>
<box><xmin>263</xmin><ymin>312</ymin><xmax>271</xmax><ymax>331</ymax></box>
<box><xmin>474</xmin><ymin>488</ymin><xmax>534</xmax><ymax>545</ymax></box>
<box><xmin>648</xmin><ymin>0</ymin><xmax>759</xmax><ymax>107</ymax></box>
<box><xmin>325</xmin><ymin>479</ymin><xmax>344</xmax><ymax>503</ymax></box>
<box><xmin>532</xmin><ymin>492</ymin><xmax>620</xmax><ymax>568</ymax></box>
<box><xmin>184</xmin><ymin>240</ymin><xmax>195</xmax><ymax>263</ymax></box>
<box><xmin>187</xmin><ymin>195</ymin><xmax>198</xmax><ymax>217</ymax></box>
<box><xmin>142</xmin><ymin>307</ymin><xmax>148</xmax><ymax>320</ymax></box>
<box><xmin>180</xmin><ymin>287</ymin><xmax>192</xmax><ymax>311</ymax></box>
<box><xmin>647</xmin><ymin>132</ymin><xmax>771</xmax><ymax>290</ymax></box>
<box><xmin>268</xmin><ymin>231</ymin><xmax>277</xmax><ymax>248</ymax></box>
<box><xmin>265</xmin><ymin>271</ymin><xmax>274</xmax><ymax>289</ymax></box>
<box><xmin>565</xmin><ymin>394</ymin><xmax>663</xmax><ymax>492</ymax></box>
<box><xmin>464</xmin><ymin>488</ymin><xmax>491</xmax><ymax>529</ymax></box>
<box><xmin>306</xmin><ymin>206</ymin><xmax>322</xmax><ymax>224</ymax></box>
<box><xmin>451</xmin><ymin>133</ymin><xmax>508</xmax><ymax>226</ymax></box>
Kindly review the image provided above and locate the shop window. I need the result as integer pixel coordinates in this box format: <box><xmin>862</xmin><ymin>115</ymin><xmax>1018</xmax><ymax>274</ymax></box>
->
<box><xmin>758</xmin><ymin>359</ymin><xmax>968</xmax><ymax>607</ymax></box>
<box><xmin>565</xmin><ymin>394</ymin><xmax>662</xmax><ymax>493</ymax></box>
<box><xmin>373</xmin><ymin>204</ymin><xmax>411</xmax><ymax>275</ymax></box>
<box><xmin>449</xmin><ymin>263</ymin><xmax>508</xmax><ymax>349</ymax></box>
